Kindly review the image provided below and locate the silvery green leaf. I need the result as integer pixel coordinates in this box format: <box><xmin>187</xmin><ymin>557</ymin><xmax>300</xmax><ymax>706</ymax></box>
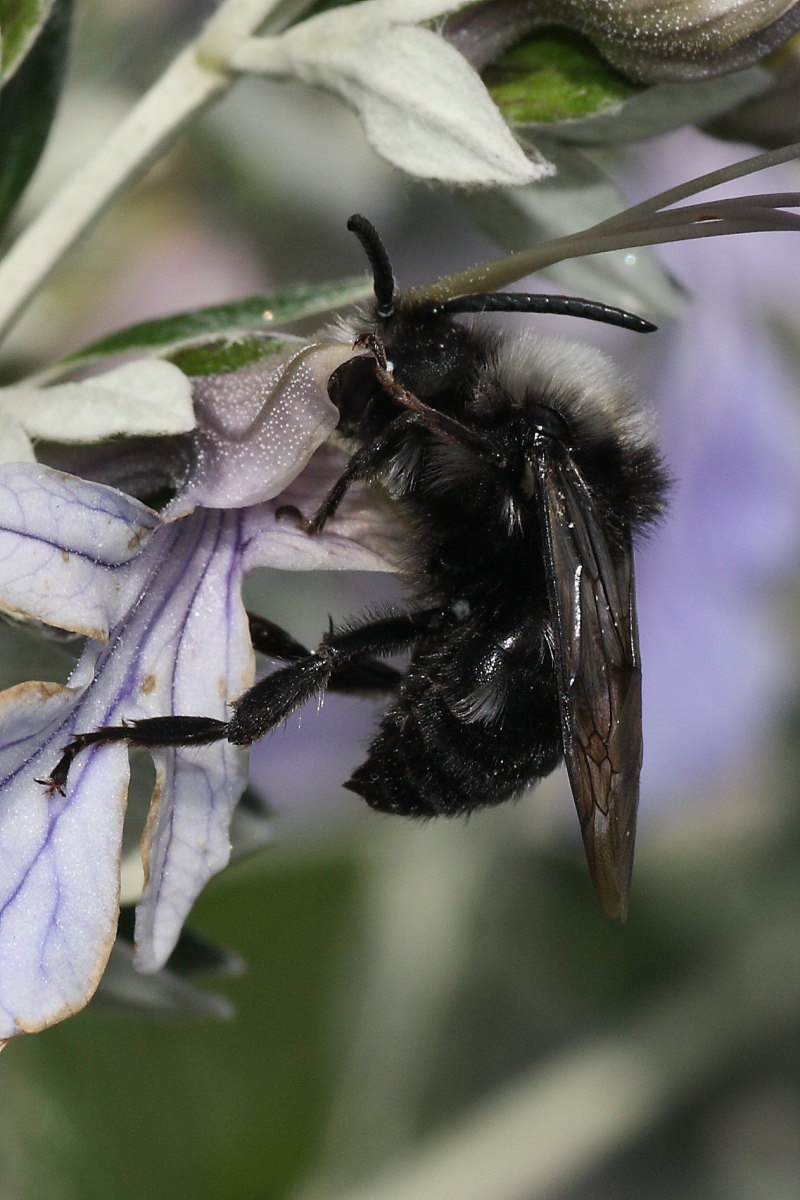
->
<box><xmin>166</xmin><ymin>335</ymin><xmax>296</xmax><ymax>378</ymax></box>
<box><xmin>542</xmin><ymin>68</ymin><xmax>771</xmax><ymax>144</ymax></box>
<box><xmin>0</xmin><ymin>0</ymin><xmax>56</xmax><ymax>84</ymax></box>
<box><xmin>235</xmin><ymin>3</ymin><xmax>547</xmax><ymax>185</ymax></box>
<box><xmin>0</xmin><ymin>0</ymin><xmax>73</xmax><ymax>231</ymax></box>
<box><xmin>463</xmin><ymin>141</ymin><xmax>683</xmax><ymax>318</ymax></box>
<box><xmin>96</xmin><ymin>937</ymin><xmax>235</xmax><ymax>1020</ymax></box>
<box><xmin>708</xmin><ymin>60</ymin><xmax>800</xmax><ymax>147</ymax></box>
<box><xmin>0</xmin><ymin>611</ymin><xmax>78</xmax><ymax>692</ymax></box>
<box><xmin>40</xmin><ymin>277</ymin><xmax>371</xmax><ymax>383</ymax></box>
<box><xmin>479</xmin><ymin>25</ymin><xmax>639</xmax><ymax>125</ymax></box>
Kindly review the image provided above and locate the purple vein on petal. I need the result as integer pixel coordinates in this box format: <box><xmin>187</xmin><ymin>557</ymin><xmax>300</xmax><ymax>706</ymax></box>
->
<box><xmin>134</xmin><ymin>508</ymin><xmax>253</xmax><ymax>971</ymax></box>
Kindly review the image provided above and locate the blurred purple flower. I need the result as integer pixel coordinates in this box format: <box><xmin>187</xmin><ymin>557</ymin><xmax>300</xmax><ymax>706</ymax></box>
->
<box><xmin>633</xmin><ymin>133</ymin><xmax>800</xmax><ymax>799</ymax></box>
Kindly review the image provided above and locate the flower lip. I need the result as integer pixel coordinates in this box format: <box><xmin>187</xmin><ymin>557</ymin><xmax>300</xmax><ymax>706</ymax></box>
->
<box><xmin>168</xmin><ymin>341</ymin><xmax>367</xmax><ymax>517</ymax></box>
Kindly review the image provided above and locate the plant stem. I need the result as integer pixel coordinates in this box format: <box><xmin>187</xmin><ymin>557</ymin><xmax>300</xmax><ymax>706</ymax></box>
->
<box><xmin>0</xmin><ymin>0</ymin><xmax>284</xmax><ymax>344</ymax></box>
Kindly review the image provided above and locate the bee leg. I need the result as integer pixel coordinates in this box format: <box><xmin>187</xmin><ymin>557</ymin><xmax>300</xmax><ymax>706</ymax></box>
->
<box><xmin>40</xmin><ymin>610</ymin><xmax>432</xmax><ymax>793</ymax></box>
<box><xmin>352</xmin><ymin>330</ymin><xmax>388</xmax><ymax>370</ymax></box>
<box><xmin>373</xmin><ymin>365</ymin><xmax>505</xmax><ymax>464</ymax></box>
<box><xmin>39</xmin><ymin>715</ymin><xmax>229</xmax><ymax>795</ymax></box>
<box><xmin>304</xmin><ymin>410</ymin><xmax>421</xmax><ymax>532</ymax></box>
<box><xmin>227</xmin><ymin>607</ymin><xmax>443</xmax><ymax>745</ymax></box>
<box><xmin>306</xmin><ymin>369</ymin><xmax>502</xmax><ymax>536</ymax></box>
<box><xmin>247</xmin><ymin>610</ymin><xmax>401</xmax><ymax>693</ymax></box>
<box><xmin>311</xmin><ymin>364</ymin><xmax>508</xmax><ymax>534</ymax></box>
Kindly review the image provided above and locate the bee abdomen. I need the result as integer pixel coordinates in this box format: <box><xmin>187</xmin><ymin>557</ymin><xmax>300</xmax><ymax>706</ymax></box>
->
<box><xmin>346</xmin><ymin>681</ymin><xmax>562</xmax><ymax>818</ymax></box>
<box><xmin>345</xmin><ymin>710</ymin><xmax>487</xmax><ymax>817</ymax></box>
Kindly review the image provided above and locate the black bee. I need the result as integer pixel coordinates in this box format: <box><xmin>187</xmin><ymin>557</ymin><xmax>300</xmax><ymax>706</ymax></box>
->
<box><xmin>45</xmin><ymin>215</ymin><xmax>668</xmax><ymax>919</ymax></box>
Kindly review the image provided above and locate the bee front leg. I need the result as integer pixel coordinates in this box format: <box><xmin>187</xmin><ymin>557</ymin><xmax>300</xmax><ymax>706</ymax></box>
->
<box><xmin>287</xmin><ymin>410</ymin><xmax>421</xmax><ymax>534</ymax></box>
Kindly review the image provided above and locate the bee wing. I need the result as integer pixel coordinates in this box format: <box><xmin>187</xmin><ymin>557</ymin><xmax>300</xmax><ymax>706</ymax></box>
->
<box><xmin>536</xmin><ymin>452</ymin><xmax>642</xmax><ymax>920</ymax></box>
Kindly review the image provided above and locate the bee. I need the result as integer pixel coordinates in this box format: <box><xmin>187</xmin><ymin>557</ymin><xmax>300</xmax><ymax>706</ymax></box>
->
<box><xmin>45</xmin><ymin>215</ymin><xmax>668</xmax><ymax>919</ymax></box>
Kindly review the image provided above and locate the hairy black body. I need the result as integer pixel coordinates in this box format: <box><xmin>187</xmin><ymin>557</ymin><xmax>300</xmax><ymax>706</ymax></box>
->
<box><xmin>320</xmin><ymin>298</ymin><xmax>666</xmax><ymax>836</ymax></box>
<box><xmin>43</xmin><ymin>216</ymin><xmax>668</xmax><ymax>918</ymax></box>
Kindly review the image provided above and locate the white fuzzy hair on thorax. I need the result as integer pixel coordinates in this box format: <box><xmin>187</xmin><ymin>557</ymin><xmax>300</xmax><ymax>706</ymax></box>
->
<box><xmin>487</xmin><ymin>327</ymin><xmax>655</xmax><ymax>452</ymax></box>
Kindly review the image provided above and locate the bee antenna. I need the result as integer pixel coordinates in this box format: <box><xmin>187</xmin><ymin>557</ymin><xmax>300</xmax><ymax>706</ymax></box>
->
<box><xmin>347</xmin><ymin>214</ymin><xmax>396</xmax><ymax>321</ymax></box>
<box><xmin>431</xmin><ymin>292</ymin><xmax>656</xmax><ymax>334</ymax></box>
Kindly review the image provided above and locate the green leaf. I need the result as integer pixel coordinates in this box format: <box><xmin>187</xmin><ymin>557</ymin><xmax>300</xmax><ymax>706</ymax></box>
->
<box><xmin>0</xmin><ymin>0</ymin><xmax>73</xmax><ymax>232</ymax></box>
<box><xmin>167</xmin><ymin>335</ymin><xmax>296</xmax><ymax>377</ymax></box>
<box><xmin>0</xmin><ymin>0</ymin><xmax>53</xmax><ymax>81</ymax></box>
<box><xmin>542</xmin><ymin>69</ymin><xmax>771</xmax><ymax>145</ymax></box>
<box><xmin>45</xmin><ymin>275</ymin><xmax>371</xmax><ymax>380</ymax></box>
<box><xmin>484</xmin><ymin>29</ymin><xmax>638</xmax><ymax>126</ymax></box>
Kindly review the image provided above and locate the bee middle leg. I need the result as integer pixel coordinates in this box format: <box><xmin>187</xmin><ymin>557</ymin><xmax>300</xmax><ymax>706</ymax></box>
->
<box><xmin>296</xmin><ymin>410</ymin><xmax>421</xmax><ymax>533</ymax></box>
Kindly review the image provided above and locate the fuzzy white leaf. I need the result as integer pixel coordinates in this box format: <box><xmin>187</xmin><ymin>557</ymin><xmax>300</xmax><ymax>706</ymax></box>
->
<box><xmin>236</xmin><ymin>13</ymin><xmax>546</xmax><ymax>185</ymax></box>
<box><xmin>368</xmin><ymin>0</ymin><xmax>474</xmax><ymax>20</ymax></box>
<box><xmin>0</xmin><ymin>424</ymin><xmax>35</xmax><ymax>464</ymax></box>
<box><xmin>0</xmin><ymin>360</ymin><xmax>195</xmax><ymax>451</ymax></box>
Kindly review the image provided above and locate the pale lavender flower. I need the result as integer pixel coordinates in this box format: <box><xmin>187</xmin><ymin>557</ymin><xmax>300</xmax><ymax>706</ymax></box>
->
<box><xmin>0</xmin><ymin>341</ymin><xmax>400</xmax><ymax>1040</ymax></box>
<box><xmin>444</xmin><ymin>0</ymin><xmax>800</xmax><ymax>82</ymax></box>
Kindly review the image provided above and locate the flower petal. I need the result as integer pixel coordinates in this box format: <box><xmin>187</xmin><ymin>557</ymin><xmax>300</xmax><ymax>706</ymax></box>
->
<box><xmin>445</xmin><ymin>0</ymin><xmax>800</xmax><ymax>83</ymax></box>
<box><xmin>168</xmin><ymin>342</ymin><xmax>354</xmax><ymax>517</ymax></box>
<box><xmin>0</xmin><ymin>463</ymin><xmax>160</xmax><ymax>639</ymax></box>
<box><xmin>241</xmin><ymin>445</ymin><xmax>408</xmax><ymax>574</ymax></box>
<box><xmin>0</xmin><ymin>678</ymin><xmax>128</xmax><ymax>1038</ymax></box>
<box><xmin>0</xmin><ymin>360</ymin><xmax>195</xmax><ymax>448</ymax></box>
<box><xmin>0</xmin><ymin>503</ymin><xmax>255</xmax><ymax>1028</ymax></box>
<box><xmin>131</xmin><ymin>509</ymin><xmax>252</xmax><ymax>972</ymax></box>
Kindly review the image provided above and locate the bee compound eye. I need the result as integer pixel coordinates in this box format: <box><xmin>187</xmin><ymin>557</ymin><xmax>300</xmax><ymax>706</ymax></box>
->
<box><xmin>328</xmin><ymin>354</ymin><xmax>379</xmax><ymax>423</ymax></box>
